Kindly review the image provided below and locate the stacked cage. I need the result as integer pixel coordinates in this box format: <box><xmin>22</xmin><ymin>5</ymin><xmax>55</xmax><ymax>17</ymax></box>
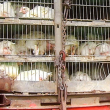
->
<box><xmin>0</xmin><ymin>0</ymin><xmax>60</xmax><ymax>108</ymax></box>
<box><xmin>64</xmin><ymin>0</ymin><xmax>110</xmax><ymax>95</ymax></box>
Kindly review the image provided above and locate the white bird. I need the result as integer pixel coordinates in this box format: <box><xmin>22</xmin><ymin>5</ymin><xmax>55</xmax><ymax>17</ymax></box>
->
<box><xmin>70</xmin><ymin>71</ymin><xmax>91</xmax><ymax>81</ymax></box>
<box><xmin>76</xmin><ymin>42</ymin><xmax>97</xmax><ymax>56</ymax></box>
<box><xmin>16</xmin><ymin>69</ymin><xmax>52</xmax><ymax>81</ymax></box>
<box><xmin>15</xmin><ymin>31</ymin><xmax>45</xmax><ymax>55</ymax></box>
<box><xmin>0</xmin><ymin>2</ymin><xmax>15</xmax><ymax>17</ymax></box>
<box><xmin>95</xmin><ymin>43</ymin><xmax>110</xmax><ymax>56</ymax></box>
<box><xmin>19</xmin><ymin>6</ymin><xmax>54</xmax><ymax>19</ymax></box>
<box><xmin>0</xmin><ymin>40</ymin><xmax>16</xmax><ymax>55</ymax></box>
<box><xmin>0</xmin><ymin>62</ymin><xmax>19</xmax><ymax>80</ymax></box>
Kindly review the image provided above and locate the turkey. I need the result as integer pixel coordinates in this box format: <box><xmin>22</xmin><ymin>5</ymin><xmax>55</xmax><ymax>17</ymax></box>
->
<box><xmin>19</xmin><ymin>5</ymin><xmax>54</xmax><ymax>19</ymax></box>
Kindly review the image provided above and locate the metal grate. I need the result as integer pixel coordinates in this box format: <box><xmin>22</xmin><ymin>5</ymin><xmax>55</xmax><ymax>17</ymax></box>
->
<box><xmin>65</xmin><ymin>26</ymin><xmax>110</xmax><ymax>58</ymax></box>
<box><xmin>66</xmin><ymin>62</ymin><xmax>110</xmax><ymax>93</ymax></box>
<box><xmin>0</xmin><ymin>0</ymin><xmax>54</xmax><ymax>19</ymax></box>
<box><xmin>0</xmin><ymin>0</ymin><xmax>56</xmax><ymax>94</ymax></box>
<box><xmin>63</xmin><ymin>0</ymin><xmax>110</xmax><ymax>21</ymax></box>
<box><xmin>66</xmin><ymin>62</ymin><xmax>110</xmax><ymax>81</ymax></box>
<box><xmin>0</xmin><ymin>24</ymin><xmax>55</xmax><ymax>57</ymax></box>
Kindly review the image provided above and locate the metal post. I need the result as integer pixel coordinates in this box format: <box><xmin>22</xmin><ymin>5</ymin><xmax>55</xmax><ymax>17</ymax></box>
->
<box><xmin>54</xmin><ymin>0</ymin><xmax>63</xmax><ymax>94</ymax></box>
<box><xmin>54</xmin><ymin>0</ymin><xmax>67</xmax><ymax>110</ymax></box>
<box><xmin>54</xmin><ymin>0</ymin><xmax>63</xmax><ymax>63</ymax></box>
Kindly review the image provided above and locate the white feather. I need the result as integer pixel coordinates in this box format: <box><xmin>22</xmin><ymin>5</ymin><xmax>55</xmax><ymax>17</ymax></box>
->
<box><xmin>70</xmin><ymin>71</ymin><xmax>91</xmax><ymax>81</ymax></box>
<box><xmin>17</xmin><ymin>69</ymin><xmax>52</xmax><ymax>81</ymax></box>
<box><xmin>0</xmin><ymin>2</ymin><xmax>15</xmax><ymax>17</ymax></box>
<box><xmin>0</xmin><ymin>40</ymin><xmax>16</xmax><ymax>55</ymax></box>
<box><xmin>95</xmin><ymin>43</ymin><xmax>110</xmax><ymax>56</ymax></box>
<box><xmin>80</xmin><ymin>42</ymin><xmax>97</xmax><ymax>56</ymax></box>
<box><xmin>0</xmin><ymin>63</ymin><xmax>19</xmax><ymax>79</ymax></box>
<box><xmin>21</xmin><ymin>6</ymin><xmax>54</xmax><ymax>19</ymax></box>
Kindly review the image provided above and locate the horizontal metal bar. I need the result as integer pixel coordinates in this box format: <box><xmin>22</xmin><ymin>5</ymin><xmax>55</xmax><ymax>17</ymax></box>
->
<box><xmin>0</xmin><ymin>1</ymin><xmax>54</xmax><ymax>4</ymax></box>
<box><xmin>66</xmin><ymin>21</ymin><xmax>110</xmax><ymax>27</ymax></box>
<box><xmin>12</xmin><ymin>81</ymin><xmax>56</xmax><ymax>93</ymax></box>
<box><xmin>65</xmin><ymin>57</ymin><xmax>110</xmax><ymax>62</ymax></box>
<box><xmin>0</xmin><ymin>56</ymin><xmax>54</xmax><ymax>62</ymax></box>
<box><xmin>0</xmin><ymin>18</ymin><xmax>54</xmax><ymax>25</ymax></box>
<box><xmin>71</xmin><ymin>4</ymin><xmax>110</xmax><ymax>8</ymax></box>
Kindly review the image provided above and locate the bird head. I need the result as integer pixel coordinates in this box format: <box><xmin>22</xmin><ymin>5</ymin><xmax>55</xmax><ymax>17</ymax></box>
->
<box><xmin>19</xmin><ymin>7</ymin><xmax>30</xmax><ymax>14</ymax></box>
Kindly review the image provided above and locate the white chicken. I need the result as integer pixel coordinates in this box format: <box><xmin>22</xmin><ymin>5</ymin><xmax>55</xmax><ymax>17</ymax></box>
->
<box><xmin>0</xmin><ymin>40</ymin><xmax>16</xmax><ymax>55</ymax></box>
<box><xmin>0</xmin><ymin>2</ymin><xmax>15</xmax><ymax>17</ymax></box>
<box><xmin>70</xmin><ymin>71</ymin><xmax>91</xmax><ymax>81</ymax></box>
<box><xmin>0</xmin><ymin>62</ymin><xmax>19</xmax><ymax>80</ymax></box>
<box><xmin>16</xmin><ymin>69</ymin><xmax>52</xmax><ymax>81</ymax></box>
<box><xmin>76</xmin><ymin>42</ymin><xmax>97</xmax><ymax>56</ymax></box>
<box><xmin>46</xmin><ymin>34</ymin><xmax>79</xmax><ymax>56</ymax></box>
<box><xmin>65</xmin><ymin>35</ymin><xmax>79</xmax><ymax>55</ymax></box>
<box><xmin>19</xmin><ymin>6</ymin><xmax>54</xmax><ymax>19</ymax></box>
<box><xmin>15</xmin><ymin>31</ymin><xmax>45</xmax><ymax>55</ymax></box>
<box><xmin>95</xmin><ymin>43</ymin><xmax>110</xmax><ymax>56</ymax></box>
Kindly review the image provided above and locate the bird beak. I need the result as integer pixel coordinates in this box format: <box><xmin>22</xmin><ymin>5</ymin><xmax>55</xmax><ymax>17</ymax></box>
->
<box><xmin>19</xmin><ymin>10</ymin><xmax>22</xmax><ymax>13</ymax></box>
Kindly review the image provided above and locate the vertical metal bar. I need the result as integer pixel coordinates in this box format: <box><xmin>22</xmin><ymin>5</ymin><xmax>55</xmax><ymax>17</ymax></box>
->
<box><xmin>54</xmin><ymin>0</ymin><xmax>62</xmax><ymax>58</ymax></box>
<box><xmin>54</xmin><ymin>1</ymin><xmax>67</xmax><ymax>110</ymax></box>
<box><xmin>54</xmin><ymin>0</ymin><xmax>62</xmax><ymax>95</ymax></box>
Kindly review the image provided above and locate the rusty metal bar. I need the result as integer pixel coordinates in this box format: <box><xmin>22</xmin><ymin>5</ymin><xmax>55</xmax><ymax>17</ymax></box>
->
<box><xmin>0</xmin><ymin>95</ymin><xmax>10</xmax><ymax>107</ymax></box>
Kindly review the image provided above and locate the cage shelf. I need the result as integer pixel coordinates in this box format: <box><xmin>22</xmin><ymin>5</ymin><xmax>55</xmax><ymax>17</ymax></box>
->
<box><xmin>0</xmin><ymin>56</ymin><xmax>54</xmax><ymax>62</ymax></box>
<box><xmin>0</xmin><ymin>18</ymin><xmax>54</xmax><ymax>25</ymax></box>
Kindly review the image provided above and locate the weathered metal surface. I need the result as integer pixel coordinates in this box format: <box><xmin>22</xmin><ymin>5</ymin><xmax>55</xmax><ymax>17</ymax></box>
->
<box><xmin>66</xmin><ymin>56</ymin><xmax>110</xmax><ymax>62</ymax></box>
<box><xmin>12</xmin><ymin>81</ymin><xmax>56</xmax><ymax>93</ymax></box>
<box><xmin>67</xmin><ymin>106</ymin><xmax>110</xmax><ymax>110</ymax></box>
<box><xmin>0</xmin><ymin>77</ymin><xmax>12</xmax><ymax>92</ymax></box>
<box><xmin>0</xmin><ymin>57</ymin><xmax>54</xmax><ymax>62</ymax></box>
<box><xmin>0</xmin><ymin>19</ymin><xmax>54</xmax><ymax>25</ymax></box>
<box><xmin>1</xmin><ymin>56</ymin><xmax>110</xmax><ymax>63</ymax></box>
<box><xmin>66</xmin><ymin>21</ymin><xmax>110</xmax><ymax>27</ymax></box>
<box><xmin>11</xmin><ymin>100</ymin><xmax>41</xmax><ymax>108</ymax></box>
<box><xmin>0</xmin><ymin>95</ymin><xmax>10</xmax><ymax>107</ymax></box>
<box><xmin>66</xmin><ymin>74</ymin><xmax>110</xmax><ymax>92</ymax></box>
<box><xmin>71</xmin><ymin>97</ymin><xmax>99</xmax><ymax>106</ymax></box>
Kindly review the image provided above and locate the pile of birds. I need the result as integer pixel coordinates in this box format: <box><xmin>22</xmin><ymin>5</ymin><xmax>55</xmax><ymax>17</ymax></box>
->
<box><xmin>76</xmin><ymin>41</ymin><xmax>110</xmax><ymax>57</ymax></box>
<box><xmin>0</xmin><ymin>30</ymin><xmax>79</xmax><ymax>57</ymax></box>
<box><xmin>75</xmin><ymin>33</ymin><xmax>110</xmax><ymax>57</ymax></box>
<box><xmin>0</xmin><ymin>1</ymin><xmax>54</xmax><ymax>19</ymax></box>
<box><xmin>0</xmin><ymin>32</ymin><xmax>110</xmax><ymax>57</ymax></box>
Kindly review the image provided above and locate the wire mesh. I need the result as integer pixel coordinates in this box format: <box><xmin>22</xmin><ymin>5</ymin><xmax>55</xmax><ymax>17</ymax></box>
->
<box><xmin>0</xmin><ymin>0</ymin><xmax>56</xmax><ymax>94</ymax></box>
<box><xmin>0</xmin><ymin>61</ymin><xmax>55</xmax><ymax>81</ymax></box>
<box><xmin>65</xmin><ymin>26</ymin><xmax>110</xmax><ymax>57</ymax></box>
<box><xmin>63</xmin><ymin>0</ymin><xmax>110</xmax><ymax>21</ymax></box>
<box><xmin>0</xmin><ymin>24</ymin><xmax>55</xmax><ymax>57</ymax></box>
<box><xmin>0</xmin><ymin>0</ymin><xmax>54</xmax><ymax>19</ymax></box>
<box><xmin>66</xmin><ymin>62</ymin><xmax>110</xmax><ymax>81</ymax></box>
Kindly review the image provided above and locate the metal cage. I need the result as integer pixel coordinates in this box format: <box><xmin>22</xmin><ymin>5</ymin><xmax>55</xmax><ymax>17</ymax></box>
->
<box><xmin>0</xmin><ymin>0</ymin><xmax>110</xmax><ymax>109</ymax></box>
